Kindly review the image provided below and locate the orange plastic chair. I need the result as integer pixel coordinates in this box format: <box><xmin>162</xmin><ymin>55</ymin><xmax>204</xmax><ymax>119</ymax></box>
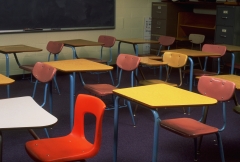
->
<box><xmin>25</xmin><ymin>94</ymin><xmax>106</xmax><ymax>162</ymax></box>
<box><xmin>139</xmin><ymin>35</ymin><xmax>175</xmax><ymax>60</ymax></box>
<box><xmin>82</xmin><ymin>54</ymin><xmax>140</xmax><ymax>126</ymax></box>
<box><xmin>19</xmin><ymin>41</ymin><xmax>64</xmax><ymax>94</ymax></box>
<box><xmin>160</xmin><ymin>76</ymin><xmax>235</xmax><ymax>162</ymax></box>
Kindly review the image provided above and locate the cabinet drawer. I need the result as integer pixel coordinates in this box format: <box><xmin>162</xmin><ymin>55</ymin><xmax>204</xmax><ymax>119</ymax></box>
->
<box><xmin>151</xmin><ymin>19</ymin><xmax>166</xmax><ymax>35</ymax></box>
<box><xmin>152</xmin><ymin>4</ymin><xmax>167</xmax><ymax>19</ymax></box>
<box><xmin>216</xmin><ymin>7</ymin><xmax>235</xmax><ymax>26</ymax></box>
<box><xmin>215</xmin><ymin>26</ymin><xmax>234</xmax><ymax>44</ymax></box>
<box><xmin>151</xmin><ymin>35</ymin><xmax>161</xmax><ymax>49</ymax></box>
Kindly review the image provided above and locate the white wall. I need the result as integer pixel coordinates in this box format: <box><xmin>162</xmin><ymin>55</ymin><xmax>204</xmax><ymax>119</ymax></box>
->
<box><xmin>0</xmin><ymin>0</ymin><xmax>160</xmax><ymax>75</ymax></box>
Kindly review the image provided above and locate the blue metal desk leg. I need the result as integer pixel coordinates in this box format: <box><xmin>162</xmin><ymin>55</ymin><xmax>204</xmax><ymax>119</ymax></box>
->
<box><xmin>116</xmin><ymin>42</ymin><xmax>122</xmax><ymax>79</ymax></box>
<box><xmin>159</xmin><ymin>66</ymin><xmax>163</xmax><ymax>80</ymax></box>
<box><xmin>69</xmin><ymin>73</ymin><xmax>75</xmax><ymax>130</ymax></box>
<box><xmin>151</xmin><ymin>109</ymin><xmax>160</xmax><ymax>162</ymax></box>
<box><xmin>231</xmin><ymin>52</ymin><xmax>235</xmax><ymax>74</ymax></box>
<box><xmin>188</xmin><ymin>57</ymin><xmax>194</xmax><ymax>114</ymax></box>
<box><xmin>4</xmin><ymin>54</ymin><xmax>10</xmax><ymax>98</ymax></box>
<box><xmin>113</xmin><ymin>96</ymin><xmax>120</xmax><ymax>162</ymax></box>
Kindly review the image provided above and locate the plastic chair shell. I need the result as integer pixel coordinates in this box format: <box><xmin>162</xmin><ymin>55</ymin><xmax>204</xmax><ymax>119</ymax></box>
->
<box><xmin>32</xmin><ymin>62</ymin><xmax>57</xmax><ymax>83</ymax></box>
<box><xmin>116</xmin><ymin>54</ymin><xmax>140</xmax><ymax>71</ymax></box>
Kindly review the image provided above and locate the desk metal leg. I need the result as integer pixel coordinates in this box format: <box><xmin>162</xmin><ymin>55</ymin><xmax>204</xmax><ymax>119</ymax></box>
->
<box><xmin>231</xmin><ymin>52</ymin><xmax>235</xmax><ymax>74</ymax></box>
<box><xmin>64</xmin><ymin>45</ymin><xmax>77</xmax><ymax>59</ymax></box>
<box><xmin>113</xmin><ymin>96</ymin><xmax>120</xmax><ymax>162</ymax></box>
<box><xmin>188</xmin><ymin>57</ymin><xmax>194</xmax><ymax>114</ymax></box>
<box><xmin>69</xmin><ymin>73</ymin><xmax>75</xmax><ymax>130</ymax></box>
<box><xmin>150</xmin><ymin>109</ymin><xmax>160</xmax><ymax>162</ymax></box>
<box><xmin>4</xmin><ymin>54</ymin><xmax>10</xmax><ymax>98</ymax></box>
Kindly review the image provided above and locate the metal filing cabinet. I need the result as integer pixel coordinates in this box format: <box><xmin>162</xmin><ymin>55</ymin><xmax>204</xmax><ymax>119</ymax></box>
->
<box><xmin>150</xmin><ymin>2</ymin><xmax>186</xmax><ymax>54</ymax></box>
<box><xmin>215</xmin><ymin>5</ymin><xmax>240</xmax><ymax>45</ymax></box>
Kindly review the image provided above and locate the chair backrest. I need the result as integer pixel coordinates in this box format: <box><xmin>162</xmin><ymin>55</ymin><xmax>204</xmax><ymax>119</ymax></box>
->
<box><xmin>198</xmin><ymin>76</ymin><xmax>235</xmax><ymax>102</ymax></box>
<box><xmin>163</xmin><ymin>52</ymin><xmax>188</xmax><ymax>68</ymax></box>
<box><xmin>158</xmin><ymin>35</ymin><xmax>175</xmax><ymax>46</ymax></box>
<box><xmin>98</xmin><ymin>35</ymin><xmax>116</xmax><ymax>48</ymax></box>
<box><xmin>46</xmin><ymin>41</ymin><xmax>64</xmax><ymax>55</ymax></box>
<box><xmin>116</xmin><ymin>54</ymin><xmax>140</xmax><ymax>71</ymax></box>
<box><xmin>202</xmin><ymin>44</ymin><xmax>226</xmax><ymax>58</ymax></box>
<box><xmin>32</xmin><ymin>62</ymin><xmax>57</xmax><ymax>83</ymax></box>
<box><xmin>189</xmin><ymin>34</ymin><xmax>205</xmax><ymax>44</ymax></box>
<box><xmin>71</xmin><ymin>94</ymin><xmax>106</xmax><ymax>156</ymax></box>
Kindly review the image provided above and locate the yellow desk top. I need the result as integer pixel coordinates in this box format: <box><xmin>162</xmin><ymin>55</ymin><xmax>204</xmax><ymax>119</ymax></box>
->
<box><xmin>211</xmin><ymin>75</ymin><xmax>240</xmax><ymax>90</ymax></box>
<box><xmin>0</xmin><ymin>74</ymin><xmax>14</xmax><ymax>85</ymax></box>
<box><xmin>0</xmin><ymin>45</ymin><xmax>42</xmax><ymax>54</ymax></box>
<box><xmin>221</xmin><ymin>44</ymin><xmax>240</xmax><ymax>52</ymax></box>
<box><xmin>44</xmin><ymin>59</ymin><xmax>113</xmax><ymax>72</ymax></box>
<box><xmin>162</xmin><ymin>49</ymin><xmax>220</xmax><ymax>57</ymax></box>
<box><xmin>116</xmin><ymin>38</ymin><xmax>159</xmax><ymax>44</ymax></box>
<box><xmin>113</xmin><ymin>84</ymin><xmax>217</xmax><ymax>109</ymax></box>
<box><xmin>57</xmin><ymin>39</ymin><xmax>103</xmax><ymax>47</ymax></box>
<box><xmin>140</xmin><ymin>57</ymin><xmax>167</xmax><ymax>66</ymax></box>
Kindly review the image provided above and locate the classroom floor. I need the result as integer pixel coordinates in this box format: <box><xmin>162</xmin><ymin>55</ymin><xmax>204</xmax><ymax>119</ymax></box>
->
<box><xmin>1</xmin><ymin>66</ymin><xmax>240</xmax><ymax>162</ymax></box>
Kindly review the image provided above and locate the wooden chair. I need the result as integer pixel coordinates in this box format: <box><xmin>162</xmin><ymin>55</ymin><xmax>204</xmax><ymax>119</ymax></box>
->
<box><xmin>32</xmin><ymin>62</ymin><xmax>57</xmax><ymax>137</ymax></box>
<box><xmin>82</xmin><ymin>35</ymin><xmax>116</xmax><ymax>85</ymax></box>
<box><xmin>19</xmin><ymin>41</ymin><xmax>64</xmax><ymax>94</ymax></box>
<box><xmin>25</xmin><ymin>94</ymin><xmax>106</xmax><ymax>162</ymax></box>
<box><xmin>138</xmin><ymin>35</ymin><xmax>175</xmax><ymax>60</ymax></box>
<box><xmin>160</xmin><ymin>76</ymin><xmax>235</xmax><ymax>162</ymax></box>
<box><xmin>81</xmin><ymin>54</ymin><xmax>141</xmax><ymax>126</ymax></box>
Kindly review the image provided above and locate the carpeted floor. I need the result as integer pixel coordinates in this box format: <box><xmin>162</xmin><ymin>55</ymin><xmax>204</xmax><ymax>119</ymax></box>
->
<box><xmin>1</xmin><ymin>66</ymin><xmax>240</xmax><ymax>162</ymax></box>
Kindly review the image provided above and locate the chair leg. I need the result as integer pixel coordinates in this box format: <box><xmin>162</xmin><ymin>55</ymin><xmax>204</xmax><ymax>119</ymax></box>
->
<box><xmin>44</xmin><ymin>128</ymin><xmax>50</xmax><ymax>138</ymax></box>
<box><xmin>194</xmin><ymin>138</ymin><xmax>198</xmax><ymax>161</ymax></box>
<box><xmin>134</xmin><ymin>104</ymin><xmax>138</xmax><ymax>117</ymax></box>
<box><xmin>53</xmin><ymin>75</ymin><xmax>61</xmax><ymax>95</ymax></box>
<box><xmin>109</xmin><ymin>71</ymin><xmax>115</xmax><ymax>85</ymax></box>
<box><xmin>126</xmin><ymin>100</ymin><xmax>136</xmax><ymax>127</ymax></box>
<box><xmin>216</xmin><ymin>132</ymin><xmax>225</xmax><ymax>162</ymax></box>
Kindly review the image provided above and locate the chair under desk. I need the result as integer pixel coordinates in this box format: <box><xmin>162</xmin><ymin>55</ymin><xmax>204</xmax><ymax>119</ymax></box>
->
<box><xmin>112</xmin><ymin>84</ymin><xmax>217</xmax><ymax>162</ymax></box>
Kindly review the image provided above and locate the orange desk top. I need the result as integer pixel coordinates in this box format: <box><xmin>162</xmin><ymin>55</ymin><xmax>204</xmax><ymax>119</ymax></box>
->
<box><xmin>116</xmin><ymin>38</ymin><xmax>159</xmax><ymax>44</ymax></box>
<box><xmin>0</xmin><ymin>45</ymin><xmax>42</xmax><ymax>53</ymax></box>
<box><xmin>113</xmin><ymin>84</ymin><xmax>217</xmax><ymax>109</ymax></box>
<box><xmin>57</xmin><ymin>39</ymin><xmax>103</xmax><ymax>47</ymax></box>
<box><xmin>0</xmin><ymin>74</ymin><xmax>14</xmax><ymax>85</ymax></box>
<box><xmin>140</xmin><ymin>57</ymin><xmax>167</xmax><ymax>66</ymax></box>
<box><xmin>44</xmin><ymin>59</ymin><xmax>113</xmax><ymax>72</ymax></box>
<box><xmin>162</xmin><ymin>49</ymin><xmax>220</xmax><ymax>57</ymax></box>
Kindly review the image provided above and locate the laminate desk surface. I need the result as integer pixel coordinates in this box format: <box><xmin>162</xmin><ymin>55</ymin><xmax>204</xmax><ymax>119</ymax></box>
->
<box><xmin>211</xmin><ymin>75</ymin><xmax>240</xmax><ymax>90</ymax></box>
<box><xmin>57</xmin><ymin>39</ymin><xmax>103</xmax><ymax>47</ymax></box>
<box><xmin>116</xmin><ymin>38</ymin><xmax>159</xmax><ymax>44</ymax></box>
<box><xmin>0</xmin><ymin>45</ymin><xmax>42</xmax><ymax>53</ymax></box>
<box><xmin>140</xmin><ymin>57</ymin><xmax>167</xmax><ymax>66</ymax></box>
<box><xmin>0</xmin><ymin>74</ymin><xmax>14</xmax><ymax>85</ymax></box>
<box><xmin>44</xmin><ymin>59</ymin><xmax>113</xmax><ymax>72</ymax></box>
<box><xmin>162</xmin><ymin>48</ymin><xmax>220</xmax><ymax>57</ymax></box>
<box><xmin>113</xmin><ymin>84</ymin><xmax>217</xmax><ymax>108</ymax></box>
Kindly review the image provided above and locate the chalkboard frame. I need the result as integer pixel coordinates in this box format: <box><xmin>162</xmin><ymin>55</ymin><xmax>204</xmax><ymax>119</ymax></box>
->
<box><xmin>0</xmin><ymin>0</ymin><xmax>116</xmax><ymax>34</ymax></box>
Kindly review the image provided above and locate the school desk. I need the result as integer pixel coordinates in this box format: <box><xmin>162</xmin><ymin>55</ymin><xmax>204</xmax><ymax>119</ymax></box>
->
<box><xmin>0</xmin><ymin>74</ymin><xmax>15</xmax><ymax>97</ymax></box>
<box><xmin>112</xmin><ymin>84</ymin><xmax>217</xmax><ymax>162</ymax></box>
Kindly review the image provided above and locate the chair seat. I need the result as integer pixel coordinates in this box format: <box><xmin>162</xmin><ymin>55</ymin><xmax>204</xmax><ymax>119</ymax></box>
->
<box><xmin>160</xmin><ymin>118</ymin><xmax>218</xmax><ymax>138</ymax></box>
<box><xmin>19</xmin><ymin>64</ymin><xmax>34</xmax><ymax>71</ymax></box>
<box><xmin>84</xmin><ymin>58</ymin><xmax>108</xmax><ymax>64</ymax></box>
<box><xmin>183</xmin><ymin>69</ymin><xmax>217</xmax><ymax>76</ymax></box>
<box><xmin>26</xmin><ymin>133</ymin><xmax>94</xmax><ymax>161</ymax></box>
<box><xmin>84</xmin><ymin>84</ymin><xmax>117</xmax><ymax>96</ymax></box>
<box><xmin>138</xmin><ymin>54</ymin><xmax>162</xmax><ymax>60</ymax></box>
<box><xmin>139</xmin><ymin>80</ymin><xmax>177</xmax><ymax>87</ymax></box>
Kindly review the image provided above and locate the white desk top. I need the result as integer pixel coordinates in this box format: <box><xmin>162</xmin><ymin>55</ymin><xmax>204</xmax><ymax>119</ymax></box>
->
<box><xmin>0</xmin><ymin>96</ymin><xmax>57</xmax><ymax>129</ymax></box>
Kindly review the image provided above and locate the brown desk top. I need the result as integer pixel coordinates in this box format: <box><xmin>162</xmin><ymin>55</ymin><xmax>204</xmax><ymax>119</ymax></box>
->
<box><xmin>113</xmin><ymin>84</ymin><xmax>217</xmax><ymax>109</ymax></box>
<box><xmin>0</xmin><ymin>45</ymin><xmax>42</xmax><ymax>54</ymax></box>
<box><xmin>211</xmin><ymin>75</ymin><xmax>240</xmax><ymax>90</ymax></box>
<box><xmin>44</xmin><ymin>59</ymin><xmax>113</xmax><ymax>72</ymax></box>
<box><xmin>162</xmin><ymin>49</ymin><xmax>220</xmax><ymax>57</ymax></box>
<box><xmin>221</xmin><ymin>44</ymin><xmax>240</xmax><ymax>52</ymax></box>
<box><xmin>140</xmin><ymin>57</ymin><xmax>167</xmax><ymax>66</ymax></box>
<box><xmin>0</xmin><ymin>74</ymin><xmax>14</xmax><ymax>85</ymax></box>
<box><xmin>116</xmin><ymin>38</ymin><xmax>159</xmax><ymax>44</ymax></box>
<box><xmin>57</xmin><ymin>39</ymin><xmax>103</xmax><ymax>47</ymax></box>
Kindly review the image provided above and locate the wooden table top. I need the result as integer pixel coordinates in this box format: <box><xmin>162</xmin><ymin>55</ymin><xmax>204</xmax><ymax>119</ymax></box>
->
<box><xmin>44</xmin><ymin>59</ymin><xmax>113</xmax><ymax>72</ymax></box>
<box><xmin>116</xmin><ymin>38</ymin><xmax>159</xmax><ymax>44</ymax></box>
<box><xmin>113</xmin><ymin>84</ymin><xmax>217</xmax><ymax>109</ymax></box>
<box><xmin>221</xmin><ymin>44</ymin><xmax>240</xmax><ymax>52</ymax></box>
<box><xmin>0</xmin><ymin>45</ymin><xmax>42</xmax><ymax>53</ymax></box>
<box><xmin>0</xmin><ymin>96</ymin><xmax>57</xmax><ymax>129</ymax></box>
<box><xmin>211</xmin><ymin>75</ymin><xmax>240</xmax><ymax>90</ymax></box>
<box><xmin>0</xmin><ymin>74</ymin><xmax>14</xmax><ymax>85</ymax></box>
<box><xmin>140</xmin><ymin>57</ymin><xmax>167</xmax><ymax>66</ymax></box>
<box><xmin>162</xmin><ymin>49</ymin><xmax>220</xmax><ymax>57</ymax></box>
<box><xmin>57</xmin><ymin>39</ymin><xmax>104</xmax><ymax>47</ymax></box>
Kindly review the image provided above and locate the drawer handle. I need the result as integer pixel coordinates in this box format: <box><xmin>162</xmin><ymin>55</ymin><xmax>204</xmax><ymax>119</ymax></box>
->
<box><xmin>221</xmin><ymin>17</ymin><xmax>228</xmax><ymax>19</ymax></box>
<box><xmin>220</xmin><ymin>35</ymin><xmax>227</xmax><ymax>38</ymax></box>
<box><xmin>156</xmin><ymin>27</ymin><xmax>161</xmax><ymax>29</ymax></box>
